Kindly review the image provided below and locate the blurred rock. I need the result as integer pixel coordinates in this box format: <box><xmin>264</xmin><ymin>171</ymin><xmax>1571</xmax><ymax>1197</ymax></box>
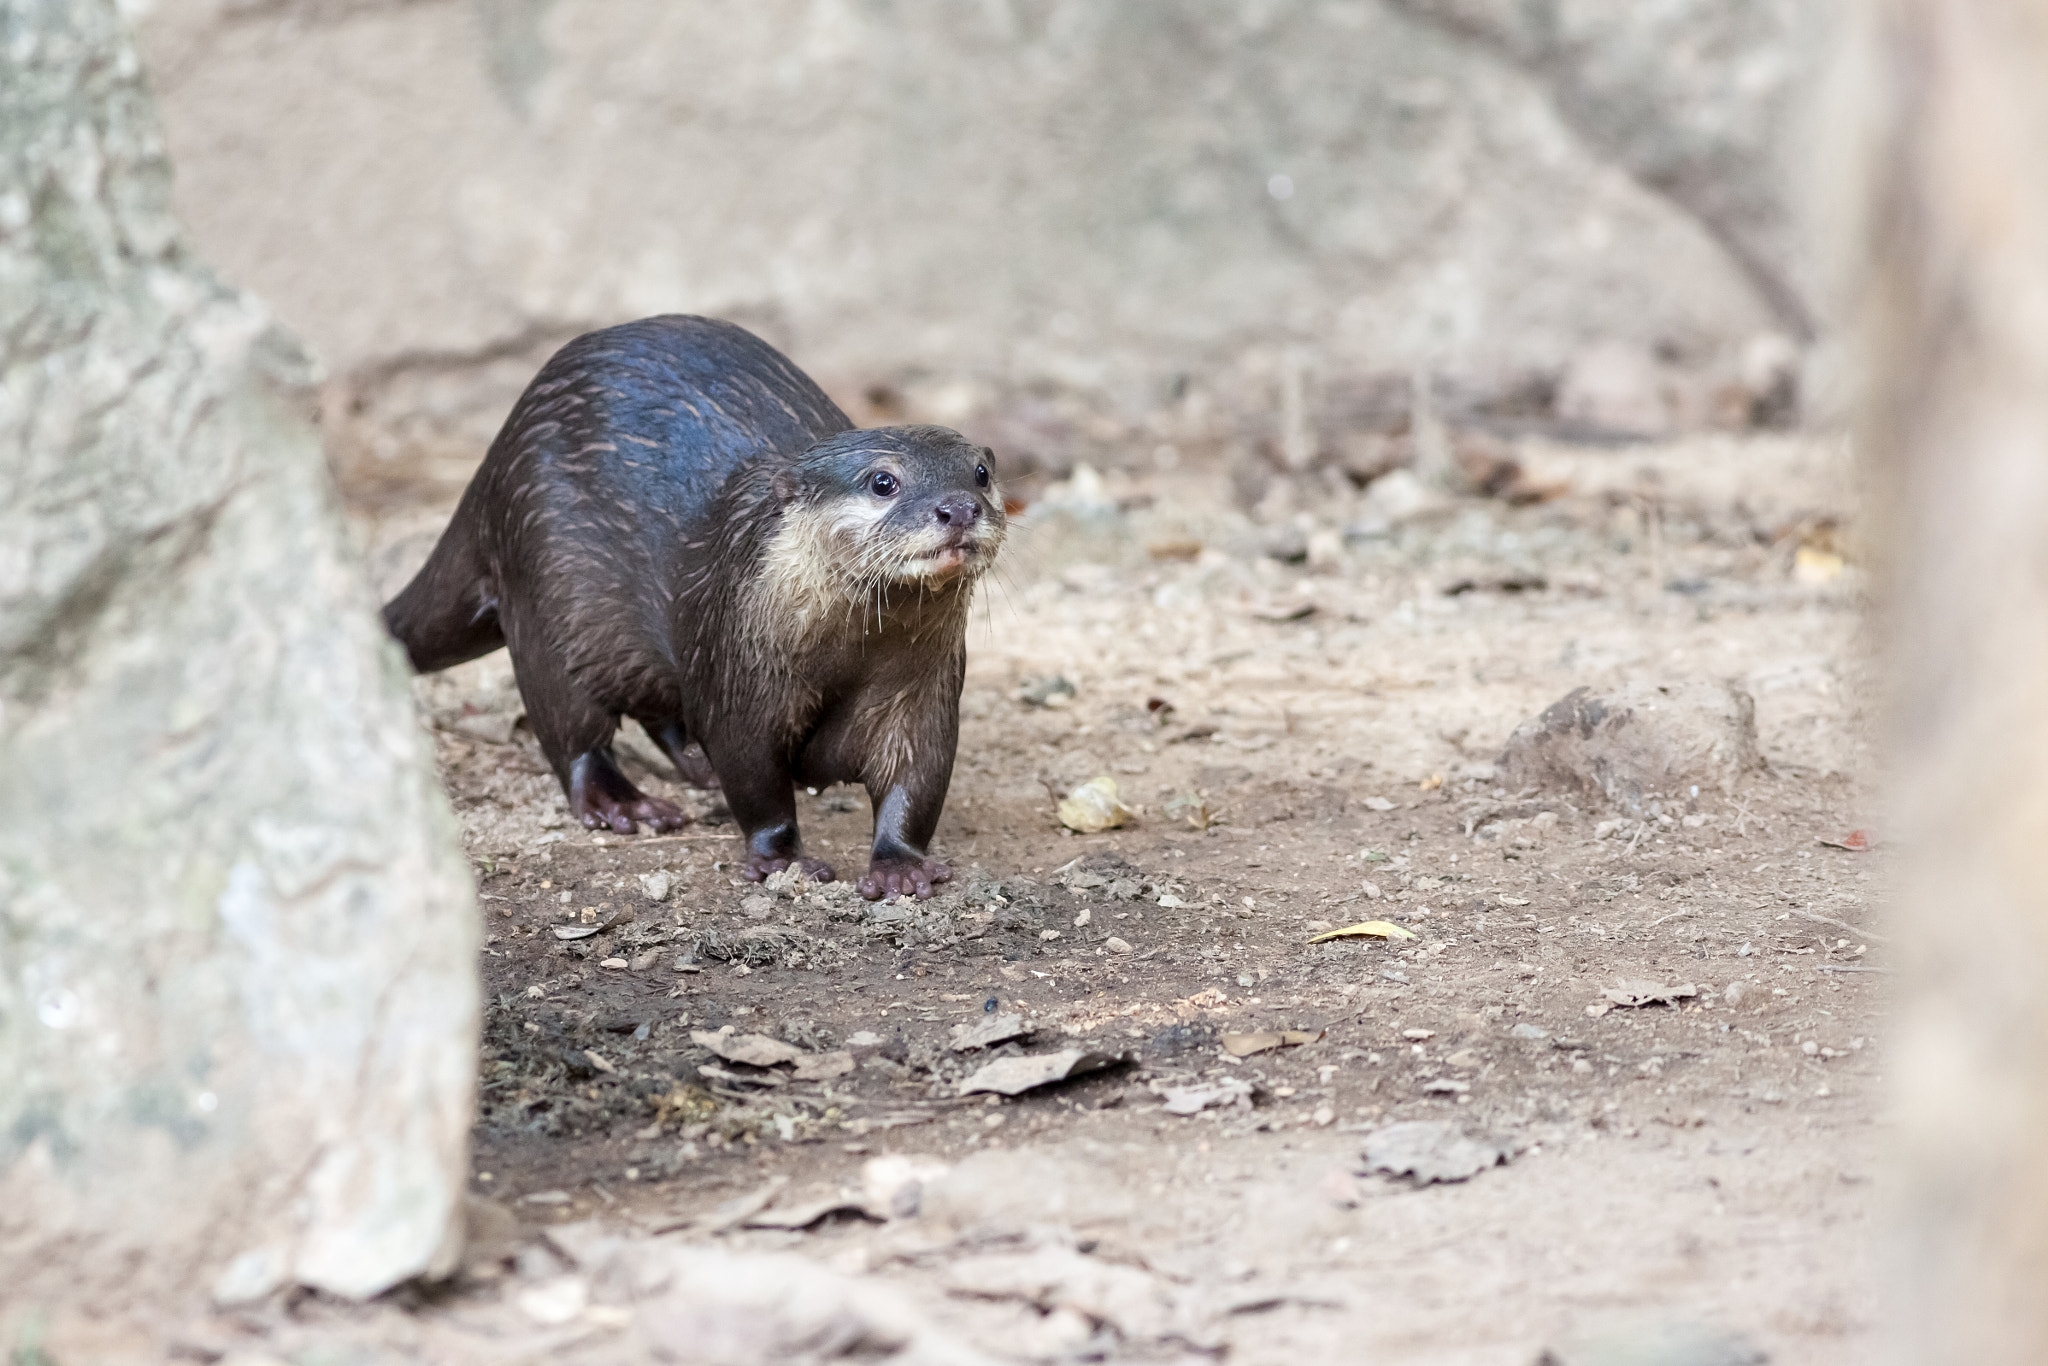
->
<box><xmin>0</xmin><ymin>0</ymin><xmax>476</xmax><ymax>1308</ymax></box>
<box><xmin>1395</xmin><ymin>0</ymin><xmax>1828</xmax><ymax>346</ymax></box>
<box><xmin>133</xmin><ymin>1</ymin><xmax>1824</xmax><ymax>489</ymax></box>
<box><xmin>1535</xmin><ymin>1320</ymin><xmax>1768</xmax><ymax>1366</ymax></box>
<box><xmin>1556</xmin><ymin>342</ymin><xmax>1675</xmax><ymax>437</ymax></box>
<box><xmin>1499</xmin><ymin>681</ymin><xmax>1764</xmax><ymax>816</ymax></box>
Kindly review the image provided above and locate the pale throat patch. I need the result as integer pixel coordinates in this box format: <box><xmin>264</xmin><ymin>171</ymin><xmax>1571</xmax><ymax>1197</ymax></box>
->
<box><xmin>748</xmin><ymin>497</ymin><xmax>983</xmax><ymax>646</ymax></box>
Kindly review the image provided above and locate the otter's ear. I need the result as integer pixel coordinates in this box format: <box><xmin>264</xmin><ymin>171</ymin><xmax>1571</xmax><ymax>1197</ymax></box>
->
<box><xmin>771</xmin><ymin>469</ymin><xmax>802</xmax><ymax>504</ymax></box>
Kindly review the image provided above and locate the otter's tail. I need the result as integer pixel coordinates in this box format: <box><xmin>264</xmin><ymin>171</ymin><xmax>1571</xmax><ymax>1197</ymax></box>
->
<box><xmin>382</xmin><ymin>491</ymin><xmax>504</xmax><ymax>673</ymax></box>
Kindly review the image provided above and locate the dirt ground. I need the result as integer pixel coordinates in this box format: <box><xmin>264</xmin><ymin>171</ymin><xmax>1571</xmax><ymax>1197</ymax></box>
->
<box><xmin>90</xmin><ymin>433</ymin><xmax>1884</xmax><ymax>1365</ymax></box>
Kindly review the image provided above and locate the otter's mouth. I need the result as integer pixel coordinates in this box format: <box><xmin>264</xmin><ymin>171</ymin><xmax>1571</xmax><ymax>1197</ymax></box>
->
<box><xmin>882</xmin><ymin>527</ymin><xmax>1001</xmax><ymax>585</ymax></box>
<box><xmin>900</xmin><ymin>543</ymin><xmax>979</xmax><ymax>582</ymax></box>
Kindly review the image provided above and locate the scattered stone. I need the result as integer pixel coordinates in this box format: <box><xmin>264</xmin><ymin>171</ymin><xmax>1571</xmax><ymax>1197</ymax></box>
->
<box><xmin>1497</xmin><ymin>681</ymin><xmax>1765</xmax><ymax>817</ymax></box>
<box><xmin>1159</xmin><ymin>1078</ymin><xmax>1256</xmax><ymax>1116</ymax></box>
<box><xmin>1018</xmin><ymin>675</ymin><xmax>1078</xmax><ymax>708</ymax></box>
<box><xmin>1105</xmin><ymin>937</ymin><xmax>1135</xmax><ymax>954</ymax></box>
<box><xmin>515</xmin><ymin>1274</ymin><xmax>589</xmax><ymax>1326</ymax></box>
<box><xmin>1536</xmin><ymin>1320</ymin><xmax>1769</xmax><ymax>1366</ymax></box>
<box><xmin>742</xmin><ymin>895</ymin><xmax>776</xmax><ymax>920</ymax></box>
<box><xmin>862</xmin><ymin>1155</ymin><xmax>952</xmax><ymax>1219</ymax></box>
<box><xmin>638</xmin><ymin>871</ymin><xmax>674</xmax><ymax>902</ymax></box>
<box><xmin>1510</xmin><ymin>1023</ymin><xmax>1550</xmax><ymax>1040</ymax></box>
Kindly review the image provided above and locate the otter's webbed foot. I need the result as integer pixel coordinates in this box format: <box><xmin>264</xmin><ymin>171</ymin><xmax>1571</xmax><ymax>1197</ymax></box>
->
<box><xmin>569</xmin><ymin>750</ymin><xmax>690</xmax><ymax>834</ymax></box>
<box><xmin>743</xmin><ymin>853</ymin><xmax>835</xmax><ymax>883</ymax></box>
<box><xmin>859</xmin><ymin>855</ymin><xmax>951</xmax><ymax>901</ymax></box>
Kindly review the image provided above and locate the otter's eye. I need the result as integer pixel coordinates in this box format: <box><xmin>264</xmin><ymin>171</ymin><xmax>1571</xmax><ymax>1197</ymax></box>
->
<box><xmin>869</xmin><ymin>470</ymin><xmax>899</xmax><ymax>498</ymax></box>
<box><xmin>974</xmin><ymin>463</ymin><xmax>990</xmax><ymax>488</ymax></box>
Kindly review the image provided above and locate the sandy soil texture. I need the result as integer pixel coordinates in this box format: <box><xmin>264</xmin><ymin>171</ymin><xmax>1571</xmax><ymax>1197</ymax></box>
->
<box><xmin>63</xmin><ymin>435</ymin><xmax>1882</xmax><ymax>1365</ymax></box>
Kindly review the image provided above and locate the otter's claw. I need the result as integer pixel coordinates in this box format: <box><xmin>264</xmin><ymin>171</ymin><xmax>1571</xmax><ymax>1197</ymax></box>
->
<box><xmin>576</xmin><ymin>794</ymin><xmax>689</xmax><ymax>834</ymax></box>
<box><xmin>859</xmin><ymin>855</ymin><xmax>951</xmax><ymax>901</ymax></box>
<box><xmin>744</xmin><ymin>854</ymin><xmax>835</xmax><ymax>883</ymax></box>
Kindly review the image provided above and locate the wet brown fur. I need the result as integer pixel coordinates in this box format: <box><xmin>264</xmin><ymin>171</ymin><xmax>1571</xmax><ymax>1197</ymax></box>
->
<box><xmin>382</xmin><ymin>315</ymin><xmax>1004</xmax><ymax>898</ymax></box>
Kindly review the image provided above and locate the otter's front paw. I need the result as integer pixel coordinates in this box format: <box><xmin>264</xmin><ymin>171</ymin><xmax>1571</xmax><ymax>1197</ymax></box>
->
<box><xmin>859</xmin><ymin>855</ymin><xmax>952</xmax><ymax>901</ymax></box>
<box><xmin>743</xmin><ymin>854</ymin><xmax>835</xmax><ymax>883</ymax></box>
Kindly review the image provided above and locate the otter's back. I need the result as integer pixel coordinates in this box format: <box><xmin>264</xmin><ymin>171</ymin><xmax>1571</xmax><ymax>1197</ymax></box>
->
<box><xmin>506</xmin><ymin>315</ymin><xmax>853</xmax><ymax>520</ymax></box>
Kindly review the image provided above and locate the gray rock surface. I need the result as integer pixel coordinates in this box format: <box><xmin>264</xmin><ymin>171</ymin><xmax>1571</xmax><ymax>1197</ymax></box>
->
<box><xmin>0</xmin><ymin>0</ymin><xmax>477</xmax><ymax>1306</ymax></box>
<box><xmin>133</xmin><ymin>0</ymin><xmax>1822</xmax><ymax>490</ymax></box>
<box><xmin>1498</xmin><ymin>680</ymin><xmax>1764</xmax><ymax>815</ymax></box>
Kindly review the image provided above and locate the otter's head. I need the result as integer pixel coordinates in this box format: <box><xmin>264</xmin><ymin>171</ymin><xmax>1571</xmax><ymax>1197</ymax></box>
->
<box><xmin>773</xmin><ymin>425</ymin><xmax>1007</xmax><ymax>592</ymax></box>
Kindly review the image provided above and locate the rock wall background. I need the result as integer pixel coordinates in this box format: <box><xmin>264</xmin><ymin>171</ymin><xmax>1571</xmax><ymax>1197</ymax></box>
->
<box><xmin>0</xmin><ymin>0</ymin><xmax>477</xmax><ymax>1306</ymax></box>
<box><xmin>134</xmin><ymin>0</ymin><xmax>1834</xmax><ymax>498</ymax></box>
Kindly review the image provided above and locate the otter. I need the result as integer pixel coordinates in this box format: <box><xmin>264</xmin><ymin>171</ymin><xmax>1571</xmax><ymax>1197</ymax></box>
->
<box><xmin>382</xmin><ymin>315</ymin><xmax>1005</xmax><ymax>900</ymax></box>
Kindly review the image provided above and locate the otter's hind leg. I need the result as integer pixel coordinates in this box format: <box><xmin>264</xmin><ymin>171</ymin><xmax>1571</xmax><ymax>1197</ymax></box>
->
<box><xmin>507</xmin><ymin>628</ymin><xmax>687</xmax><ymax>835</ymax></box>
<box><xmin>637</xmin><ymin>716</ymin><xmax>723</xmax><ymax>789</ymax></box>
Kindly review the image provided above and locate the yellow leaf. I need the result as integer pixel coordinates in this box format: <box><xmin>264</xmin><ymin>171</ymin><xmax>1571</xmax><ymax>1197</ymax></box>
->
<box><xmin>1419</xmin><ymin>772</ymin><xmax>1444</xmax><ymax>791</ymax></box>
<box><xmin>1057</xmin><ymin>776</ymin><xmax>1135</xmax><ymax>833</ymax></box>
<box><xmin>1308</xmin><ymin>920</ymin><xmax>1418</xmax><ymax>944</ymax></box>
<box><xmin>1221</xmin><ymin>1028</ymin><xmax>1325</xmax><ymax>1057</ymax></box>
<box><xmin>1794</xmin><ymin>544</ymin><xmax>1844</xmax><ymax>584</ymax></box>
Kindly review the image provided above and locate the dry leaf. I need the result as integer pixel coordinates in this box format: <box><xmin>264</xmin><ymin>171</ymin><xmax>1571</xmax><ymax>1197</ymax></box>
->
<box><xmin>1361</xmin><ymin>1120</ymin><xmax>1512</xmax><ymax>1185</ymax></box>
<box><xmin>958</xmin><ymin>1048</ymin><xmax>1125</xmax><ymax>1096</ymax></box>
<box><xmin>951</xmin><ymin>1012</ymin><xmax>1034</xmax><ymax>1052</ymax></box>
<box><xmin>740</xmin><ymin>1194</ymin><xmax>875</xmax><ymax>1230</ymax></box>
<box><xmin>1818</xmin><ymin>829</ymin><xmax>1872</xmax><ymax>851</ymax></box>
<box><xmin>1249</xmin><ymin>599</ymin><xmax>1317</xmax><ymax>622</ymax></box>
<box><xmin>791</xmin><ymin>1050</ymin><xmax>855</xmax><ymax>1081</ymax></box>
<box><xmin>1220</xmin><ymin>1029</ymin><xmax>1325</xmax><ymax>1057</ymax></box>
<box><xmin>691</xmin><ymin>1028</ymin><xmax>803</xmax><ymax>1068</ymax></box>
<box><xmin>1586</xmin><ymin>981</ymin><xmax>1699</xmax><ymax>1016</ymax></box>
<box><xmin>1058</xmin><ymin>777</ymin><xmax>1136</xmax><ymax>833</ymax></box>
<box><xmin>1418</xmin><ymin>772</ymin><xmax>1445</xmax><ymax>791</ymax></box>
<box><xmin>1308</xmin><ymin>920</ymin><xmax>1418</xmax><ymax>944</ymax></box>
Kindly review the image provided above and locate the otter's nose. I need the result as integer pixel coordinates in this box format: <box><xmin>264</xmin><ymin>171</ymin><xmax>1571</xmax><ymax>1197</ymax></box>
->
<box><xmin>933</xmin><ymin>495</ymin><xmax>981</xmax><ymax>528</ymax></box>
